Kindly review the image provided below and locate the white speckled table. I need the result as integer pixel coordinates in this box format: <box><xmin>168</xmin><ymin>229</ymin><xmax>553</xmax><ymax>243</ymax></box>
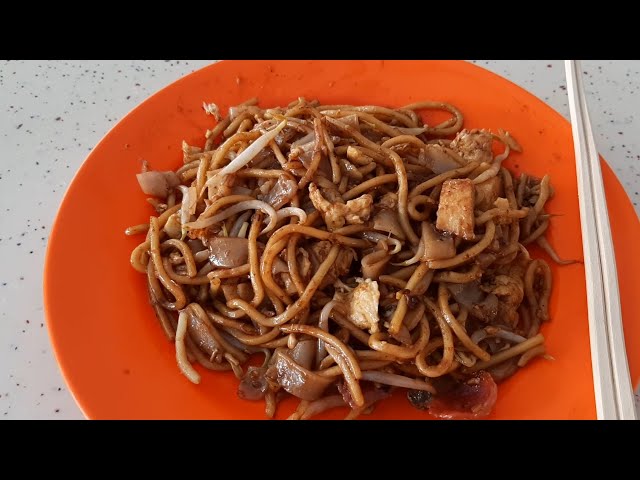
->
<box><xmin>1</xmin><ymin>60</ymin><xmax>638</xmax><ymax>419</ymax></box>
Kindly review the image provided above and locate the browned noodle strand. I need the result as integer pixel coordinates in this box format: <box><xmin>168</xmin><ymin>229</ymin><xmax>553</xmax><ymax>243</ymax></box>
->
<box><xmin>128</xmin><ymin>97</ymin><xmax>562</xmax><ymax>420</ymax></box>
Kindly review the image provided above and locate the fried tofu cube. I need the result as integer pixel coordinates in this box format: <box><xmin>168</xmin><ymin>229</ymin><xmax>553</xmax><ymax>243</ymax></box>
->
<box><xmin>474</xmin><ymin>177</ymin><xmax>503</xmax><ymax>211</ymax></box>
<box><xmin>436</xmin><ymin>179</ymin><xmax>475</xmax><ymax>240</ymax></box>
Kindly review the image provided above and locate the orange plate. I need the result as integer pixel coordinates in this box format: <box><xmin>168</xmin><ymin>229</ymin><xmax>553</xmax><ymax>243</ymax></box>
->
<box><xmin>44</xmin><ymin>61</ymin><xmax>640</xmax><ymax>419</ymax></box>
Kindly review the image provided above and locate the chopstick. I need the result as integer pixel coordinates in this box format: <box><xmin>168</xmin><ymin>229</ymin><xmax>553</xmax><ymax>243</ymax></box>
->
<box><xmin>565</xmin><ymin>60</ymin><xmax>637</xmax><ymax>420</ymax></box>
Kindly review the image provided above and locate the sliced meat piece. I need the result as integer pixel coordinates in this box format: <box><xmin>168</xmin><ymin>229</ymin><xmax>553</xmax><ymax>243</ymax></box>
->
<box><xmin>447</xmin><ymin>282</ymin><xmax>499</xmax><ymax>323</ymax></box>
<box><xmin>436</xmin><ymin>178</ymin><xmax>475</xmax><ymax>240</ymax></box>
<box><xmin>207</xmin><ymin>237</ymin><xmax>249</xmax><ymax>268</ymax></box>
<box><xmin>261</xmin><ymin>174</ymin><xmax>298</xmax><ymax>209</ymax></box>
<box><xmin>237</xmin><ymin>366</ymin><xmax>269</xmax><ymax>401</ymax></box>
<box><xmin>136</xmin><ymin>170</ymin><xmax>180</xmax><ymax>198</ymax></box>
<box><xmin>373</xmin><ymin>208</ymin><xmax>405</xmax><ymax>240</ymax></box>
<box><xmin>428</xmin><ymin>371</ymin><xmax>498</xmax><ymax>419</ymax></box>
<box><xmin>288</xmin><ymin>339</ymin><xmax>316</xmax><ymax>370</ymax></box>
<box><xmin>274</xmin><ymin>350</ymin><xmax>333</xmax><ymax>401</ymax></box>
<box><xmin>187</xmin><ymin>312</ymin><xmax>219</xmax><ymax>358</ymax></box>
<box><xmin>372</xmin><ymin>190</ymin><xmax>404</xmax><ymax>239</ymax></box>
<box><xmin>422</xmin><ymin>222</ymin><xmax>455</xmax><ymax>261</ymax></box>
<box><xmin>418</xmin><ymin>144</ymin><xmax>461</xmax><ymax>174</ymax></box>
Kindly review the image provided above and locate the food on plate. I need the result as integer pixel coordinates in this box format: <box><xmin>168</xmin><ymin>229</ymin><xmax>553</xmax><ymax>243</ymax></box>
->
<box><xmin>127</xmin><ymin>97</ymin><xmax>570</xmax><ymax>420</ymax></box>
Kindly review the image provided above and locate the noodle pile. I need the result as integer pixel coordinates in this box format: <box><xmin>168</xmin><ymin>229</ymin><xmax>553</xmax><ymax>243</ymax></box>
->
<box><xmin>127</xmin><ymin>97</ymin><xmax>571</xmax><ymax>420</ymax></box>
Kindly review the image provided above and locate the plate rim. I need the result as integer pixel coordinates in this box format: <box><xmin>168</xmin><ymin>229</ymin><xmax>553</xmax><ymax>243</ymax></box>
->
<box><xmin>43</xmin><ymin>60</ymin><xmax>640</xmax><ymax>419</ymax></box>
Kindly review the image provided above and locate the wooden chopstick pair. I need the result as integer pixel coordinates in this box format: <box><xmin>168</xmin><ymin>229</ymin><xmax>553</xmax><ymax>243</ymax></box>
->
<box><xmin>565</xmin><ymin>60</ymin><xmax>637</xmax><ymax>420</ymax></box>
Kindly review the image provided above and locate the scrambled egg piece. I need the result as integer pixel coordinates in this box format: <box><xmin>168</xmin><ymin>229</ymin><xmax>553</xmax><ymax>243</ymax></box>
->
<box><xmin>450</xmin><ymin>129</ymin><xmax>494</xmax><ymax>164</ymax></box>
<box><xmin>335</xmin><ymin>278</ymin><xmax>381</xmax><ymax>334</ymax></box>
<box><xmin>308</xmin><ymin>182</ymin><xmax>373</xmax><ymax>231</ymax></box>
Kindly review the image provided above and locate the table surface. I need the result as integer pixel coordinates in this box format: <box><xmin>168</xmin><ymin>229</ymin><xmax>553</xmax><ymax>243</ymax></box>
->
<box><xmin>1</xmin><ymin>60</ymin><xmax>638</xmax><ymax>420</ymax></box>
